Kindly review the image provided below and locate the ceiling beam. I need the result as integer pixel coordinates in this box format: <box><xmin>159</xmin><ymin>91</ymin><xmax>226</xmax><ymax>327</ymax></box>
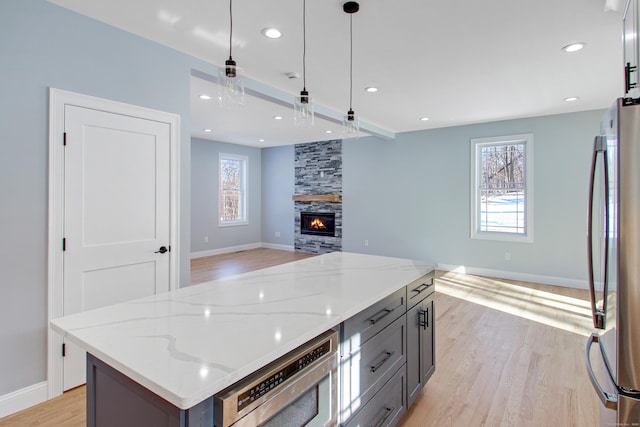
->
<box><xmin>192</xmin><ymin>68</ymin><xmax>396</xmax><ymax>141</ymax></box>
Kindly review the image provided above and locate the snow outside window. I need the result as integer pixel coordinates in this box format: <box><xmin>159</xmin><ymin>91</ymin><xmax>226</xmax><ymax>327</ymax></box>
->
<box><xmin>470</xmin><ymin>134</ymin><xmax>533</xmax><ymax>242</ymax></box>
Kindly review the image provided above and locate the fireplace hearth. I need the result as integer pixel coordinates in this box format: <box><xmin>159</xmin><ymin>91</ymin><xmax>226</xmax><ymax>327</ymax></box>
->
<box><xmin>300</xmin><ymin>212</ymin><xmax>336</xmax><ymax>237</ymax></box>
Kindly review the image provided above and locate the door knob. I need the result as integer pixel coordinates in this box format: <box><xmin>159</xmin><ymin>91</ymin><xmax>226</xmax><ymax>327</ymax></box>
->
<box><xmin>155</xmin><ymin>246</ymin><xmax>169</xmax><ymax>254</ymax></box>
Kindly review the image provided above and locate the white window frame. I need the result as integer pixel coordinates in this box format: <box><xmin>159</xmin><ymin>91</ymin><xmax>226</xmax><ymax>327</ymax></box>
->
<box><xmin>470</xmin><ymin>133</ymin><xmax>534</xmax><ymax>243</ymax></box>
<box><xmin>218</xmin><ymin>153</ymin><xmax>248</xmax><ymax>227</ymax></box>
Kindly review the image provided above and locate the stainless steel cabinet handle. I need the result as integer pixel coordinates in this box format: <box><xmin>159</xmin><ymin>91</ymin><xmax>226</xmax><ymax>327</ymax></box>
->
<box><xmin>373</xmin><ymin>407</ymin><xmax>394</xmax><ymax>427</ymax></box>
<box><xmin>370</xmin><ymin>351</ymin><xmax>394</xmax><ymax>373</ymax></box>
<box><xmin>585</xmin><ymin>333</ymin><xmax>617</xmax><ymax>410</ymax></box>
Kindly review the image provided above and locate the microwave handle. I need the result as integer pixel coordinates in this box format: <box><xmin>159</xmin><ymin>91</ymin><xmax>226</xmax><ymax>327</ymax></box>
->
<box><xmin>585</xmin><ymin>333</ymin><xmax>618</xmax><ymax>410</ymax></box>
<box><xmin>586</xmin><ymin>135</ymin><xmax>609</xmax><ymax>329</ymax></box>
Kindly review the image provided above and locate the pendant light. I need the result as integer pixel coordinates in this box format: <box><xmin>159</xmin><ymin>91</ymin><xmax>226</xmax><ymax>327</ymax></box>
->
<box><xmin>343</xmin><ymin>1</ymin><xmax>359</xmax><ymax>137</ymax></box>
<box><xmin>218</xmin><ymin>0</ymin><xmax>245</xmax><ymax>106</ymax></box>
<box><xmin>294</xmin><ymin>0</ymin><xmax>314</xmax><ymax>126</ymax></box>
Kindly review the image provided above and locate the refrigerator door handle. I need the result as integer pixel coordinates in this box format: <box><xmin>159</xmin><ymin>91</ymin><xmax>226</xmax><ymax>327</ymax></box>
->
<box><xmin>585</xmin><ymin>333</ymin><xmax>618</xmax><ymax>410</ymax></box>
<box><xmin>587</xmin><ymin>135</ymin><xmax>610</xmax><ymax>329</ymax></box>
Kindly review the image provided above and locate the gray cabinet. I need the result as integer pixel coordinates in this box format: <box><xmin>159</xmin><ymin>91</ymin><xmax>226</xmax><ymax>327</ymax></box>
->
<box><xmin>341</xmin><ymin>316</ymin><xmax>406</xmax><ymax>420</ymax></box>
<box><xmin>406</xmin><ymin>272</ymin><xmax>435</xmax><ymax>408</ymax></box>
<box><xmin>342</xmin><ymin>287</ymin><xmax>406</xmax><ymax>349</ymax></box>
<box><xmin>344</xmin><ymin>367</ymin><xmax>406</xmax><ymax>427</ymax></box>
<box><xmin>339</xmin><ymin>271</ymin><xmax>436</xmax><ymax>426</ymax></box>
<box><xmin>86</xmin><ymin>353</ymin><xmax>214</xmax><ymax>427</ymax></box>
<box><xmin>340</xmin><ymin>287</ymin><xmax>407</xmax><ymax>425</ymax></box>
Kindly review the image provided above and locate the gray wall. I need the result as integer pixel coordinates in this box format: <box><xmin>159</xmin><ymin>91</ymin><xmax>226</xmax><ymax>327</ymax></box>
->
<box><xmin>343</xmin><ymin>110</ymin><xmax>602</xmax><ymax>281</ymax></box>
<box><xmin>261</xmin><ymin>145</ymin><xmax>295</xmax><ymax>246</ymax></box>
<box><xmin>0</xmin><ymin>0</ymin><xmax>216</xmax><ymax>396</ymax></box>
<box><xmin>262</xmin><ymin>109</ymin><xmax>603</xmax><ymax>283</ymax></box>
<box><xmin>191</xmin><ymin>138</ymin><xmax>262</xmax><ymax>252</ymax></box>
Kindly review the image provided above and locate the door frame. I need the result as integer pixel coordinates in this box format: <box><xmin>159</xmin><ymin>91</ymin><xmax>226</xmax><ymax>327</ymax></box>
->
<box><xmin>46</xmin><ymin>88</ymin><xmax>181</xmax><ymax>398</ymax></box>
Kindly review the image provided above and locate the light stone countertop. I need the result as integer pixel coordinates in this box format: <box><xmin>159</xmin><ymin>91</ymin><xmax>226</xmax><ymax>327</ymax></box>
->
<box><xmin>50</xmin><ymin>252</ymin><xmax>435</xmax><ymax>409</ymax></box>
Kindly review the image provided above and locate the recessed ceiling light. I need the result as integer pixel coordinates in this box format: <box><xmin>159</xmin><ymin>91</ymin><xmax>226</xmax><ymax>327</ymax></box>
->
<box><xmin>259</xmin><ymin>138</ymin><xmax>265</xmax><ymax>142</ymax></box>
<box><xmin>262</xmin><ymin>28</ymin><xmax>282</xmax><ymax>39</ymax></box>
<box><xmin>199</xmin><ymin>94</ymin><xmax>212</xmax><ymax>100</ymax></box>
<box><xmin>273</xmin><ymin>115</ymin><xmax>283</xmax><ymax>120</ymax></box>
<box><xmin>562</xmin><ymin>43</ymin><xmax>585</xmax><ymax>53</ymax></box>
<box><xmin>564</xmin><ymin>96</ymin><xmax>579</xmax><ymax>102</ymax></box>
<box><xmin>325</xmin><ymin>130</ymin><xmax>333</xmax><ymax>134</ymax></box>
<box><xmin>420</xmin><ymin>117</ymin><xmax>430</xmax><ymax>121</ymax></box>
<box><xmin>203</xmin><ymin>128</ymin><xmax>212</xmax><ymax>132</ymax></box>
<box><xmin>365</xmin><ymin>87</ymin><xmax>378</xmax><ymax>93</ymax></box>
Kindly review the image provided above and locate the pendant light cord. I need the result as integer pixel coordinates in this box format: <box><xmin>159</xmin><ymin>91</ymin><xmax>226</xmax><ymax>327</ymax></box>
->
<box><xmin>303</xmin><ymin>0</ymin><xmax>307</xmax><ymax>90</ymax></box>
<box><xmin>349</xmin><ymin>13</ymin><xmax>353</xmax><ymax>110</ymax></box>
<box><xmin>229</xmin><ymin>0</ymin><xmax>233</xmax><ymax>59</ymax></box>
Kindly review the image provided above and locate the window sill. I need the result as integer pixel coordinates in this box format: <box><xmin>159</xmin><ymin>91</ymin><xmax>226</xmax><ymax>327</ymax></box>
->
<box><xmin>471</xmin><ymin>231</ymin><xmax>533</xmax><ymax>243</ymax></box>
<box><xmin>219</xmin><ymin>221</ymin><xmax>248</xmax><ymax>228</ymax></box>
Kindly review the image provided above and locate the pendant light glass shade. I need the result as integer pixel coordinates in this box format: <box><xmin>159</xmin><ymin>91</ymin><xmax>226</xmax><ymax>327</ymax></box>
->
<box><xmin>294</xmin><ymin>89</ymin><xmax>314</xmax><ymax>126</ymax></box>
<box><xmin>343</xmin><ymin>1</ymin><xmax>359</xmax><ymax>138</ymax></box>
<box><xmin>343</xmin><ymin>109</ymin><xmax>359</xmax><ymax>136</ymax></box>
<box><xmin>219</xmin><ymin>0</ymin><xmax>244</xmax><ymax>107</ymax></box>
<box><xmin>294</xmin><ymin>0</ymin><xmax>314</xmax><ymax>126</ymax></box>
<box><xmin>218</xmin><ymin>57</ymin><xmax>244</xmax><ymax>106</ymax></box>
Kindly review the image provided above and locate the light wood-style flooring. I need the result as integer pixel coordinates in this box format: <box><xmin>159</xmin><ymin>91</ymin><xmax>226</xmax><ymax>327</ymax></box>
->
<box><xmin>191</xmin><ymin>248</ymin><xmax>314</xmax><ymax>284</ymax></box>
<box><xmin>0</xmin><ymin>249</ymin><xmax>597</xmax><ymax>426</ymax></box>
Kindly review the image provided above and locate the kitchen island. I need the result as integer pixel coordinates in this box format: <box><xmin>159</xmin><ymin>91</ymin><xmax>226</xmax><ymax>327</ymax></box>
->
<box><xmin>51</xmin><ymin>252</ymin><xmax>435</xmax><ymax>426</ymax></box>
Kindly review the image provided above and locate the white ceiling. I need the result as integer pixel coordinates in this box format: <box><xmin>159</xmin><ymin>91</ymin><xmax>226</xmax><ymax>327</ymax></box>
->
<box><xmin>48</xmin><ymin>0</ymin><xmax>625</xmax><ymax>147</ymax></box>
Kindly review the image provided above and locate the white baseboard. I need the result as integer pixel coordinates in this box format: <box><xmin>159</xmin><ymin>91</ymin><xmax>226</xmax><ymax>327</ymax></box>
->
<box><xmin>191</xmin><ymin>242</ymin><xmax>296</xmax><ymax>259</ymax></box>
<box><xmin>260</xmin><ymin>243</ymin><xmax>294</xmax><ymax>252</ymax></box>
<box><xmin>0</xmin><ymin>381</ymin><xmax>48</xmax><ymax>419</ymax></box>
<box><xmin>190</xmin><ymin>243</ymin><xmax>263</xmax><ymax>259</ymax></box>
<box><xmin>437</xmin><ymin>263</ymin><xmax>588</xmax><ymax>289</ymax></box>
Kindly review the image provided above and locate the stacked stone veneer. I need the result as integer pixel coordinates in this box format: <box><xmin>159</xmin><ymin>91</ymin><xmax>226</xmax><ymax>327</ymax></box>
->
<box><xmin>294</xmin><ymin>140</ymin><xmax>342</xmax><ymax>254</ymax></box>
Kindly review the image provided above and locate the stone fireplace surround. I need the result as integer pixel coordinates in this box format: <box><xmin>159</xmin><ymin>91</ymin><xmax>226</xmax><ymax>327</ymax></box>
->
<box><xmin>294</xmin><ymin>140</ymin><xmax>342</xmax><ymax>254</ymax></box>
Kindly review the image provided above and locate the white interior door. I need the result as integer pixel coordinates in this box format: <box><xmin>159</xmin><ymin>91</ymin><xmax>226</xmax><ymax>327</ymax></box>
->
<box><xmin>62</xmin><ymin>105</ymin><xmax>172</xmax><ymax>390</ymax></box>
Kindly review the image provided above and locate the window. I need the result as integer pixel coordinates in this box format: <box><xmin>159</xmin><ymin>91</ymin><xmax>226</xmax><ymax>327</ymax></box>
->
<box><xmin>470</xmin><ymin>133</ymin><xmax>533</xmax><ymax>242</ymax></box>
<box><xmin>219</xmin><ymin>153</ymin><xmax>248</xmax><ymax>226</ymax></box>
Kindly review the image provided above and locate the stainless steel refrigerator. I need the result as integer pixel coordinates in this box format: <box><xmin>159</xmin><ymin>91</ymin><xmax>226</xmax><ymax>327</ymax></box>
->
<box><xmin>586</xmin><ymin>98</ymin><xmax>640</xmax><ymax>426</ymax></box>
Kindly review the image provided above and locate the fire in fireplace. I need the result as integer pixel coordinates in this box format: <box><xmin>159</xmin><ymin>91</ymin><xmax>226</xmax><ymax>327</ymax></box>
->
<box><xmin>300</xmin><ymin>212</ymin><xmax>335</xmax><ymax>237</ymax></box>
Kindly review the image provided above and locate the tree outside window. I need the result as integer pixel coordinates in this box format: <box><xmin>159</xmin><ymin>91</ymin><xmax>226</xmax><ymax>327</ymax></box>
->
<box><xmin>219</xmin><ymin>154</ymin><xmax>248</xmax><ymax>226</ymax></box>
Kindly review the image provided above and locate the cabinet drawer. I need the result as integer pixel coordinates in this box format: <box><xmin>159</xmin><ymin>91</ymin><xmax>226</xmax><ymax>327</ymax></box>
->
<box><xmin>341</xmin><ymin>315</ymin><xmax>406</xmax><ymax>421</ymax></box>
<box><xmin>342</xmin><ymin>287</ymin><xmax>406</xmax><ymax>351</ymax></box>
<box><xmin>406</xmin><ymin>271</ymin><xmax>435</xmax><ymax>309</ymax></box>
<box><xmin>344</xmin><ymin>366</ymin><xmax>406</xmax><ymax>427</ymax></box>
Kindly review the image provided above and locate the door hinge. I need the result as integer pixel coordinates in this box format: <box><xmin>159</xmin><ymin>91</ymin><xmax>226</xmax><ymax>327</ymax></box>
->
<box><xmin>62</xmin><ymin>238</ymin><xmax>66</xmax><ymax>251</ymax></box>
<box><xmin>63</xmin><ymin>132</ymin><xmax>67</xmax><ymax>146</ymax></box>
<box><xmin>62</xmin><ymin>343</ymin><xmax>66</xmax><ymax>357</ymax></box>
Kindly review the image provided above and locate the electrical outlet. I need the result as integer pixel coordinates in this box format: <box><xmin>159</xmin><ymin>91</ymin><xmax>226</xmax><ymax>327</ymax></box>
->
<box><xmin>275</xmin><ymin>231</ymin><xmax>281</xmax><ymax>238</ymax></box>
<box><xmin>364</xmin><ymin>240</ymin><xmax>369</xmax><ymax>247</ymax></box>
<box><xmin>204</xmin><ymin>236</ymin><xmax>209</xmax><ymax>243</ymax></box>
<box><xmin>505</xmin><ymin>252</ymin><xmax>511</xmax><ymax>261</ymax></box>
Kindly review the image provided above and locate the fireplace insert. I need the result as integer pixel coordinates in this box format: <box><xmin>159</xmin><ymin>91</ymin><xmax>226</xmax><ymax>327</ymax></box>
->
<box><xmin>300</xmin><ymin>212</ymin><xmax>335</xmax><ymax>237</ymax></box>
